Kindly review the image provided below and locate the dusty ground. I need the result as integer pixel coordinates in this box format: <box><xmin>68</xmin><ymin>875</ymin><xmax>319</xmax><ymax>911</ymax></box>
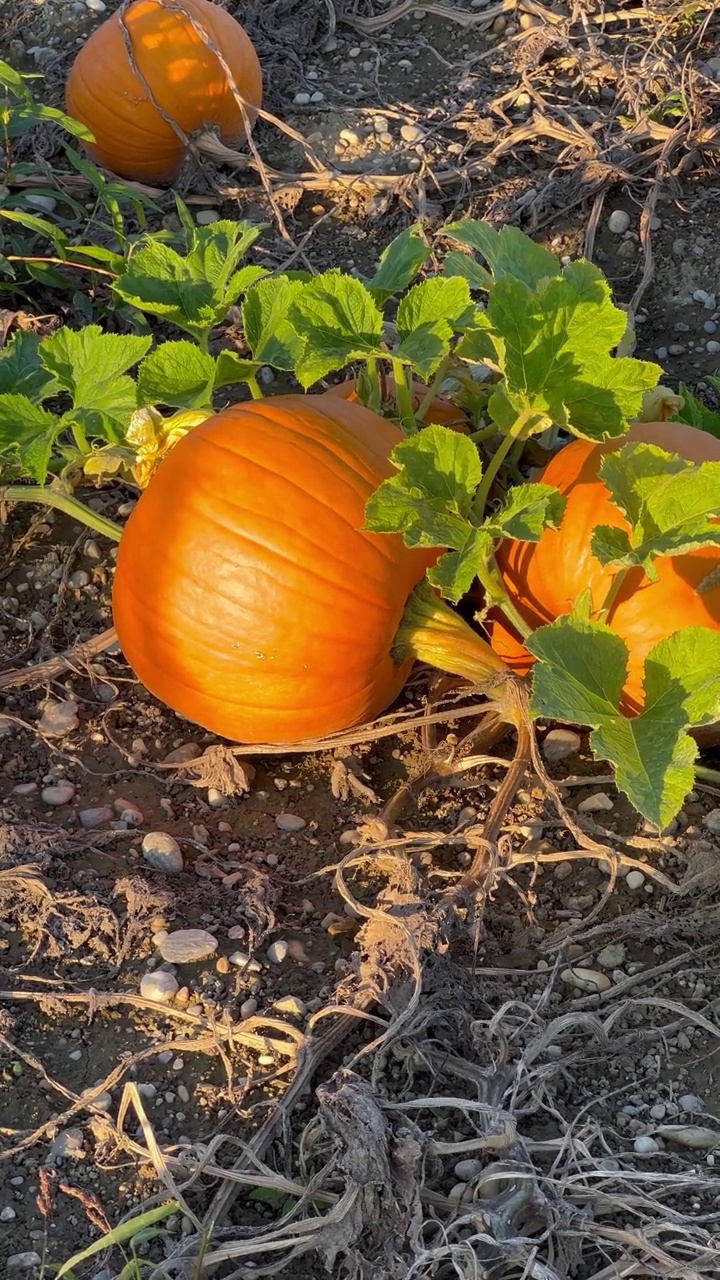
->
<box><xmin>1</xmin><ymin>2</ymin><xmax>720</xmax><ymax>1278</ymax></box>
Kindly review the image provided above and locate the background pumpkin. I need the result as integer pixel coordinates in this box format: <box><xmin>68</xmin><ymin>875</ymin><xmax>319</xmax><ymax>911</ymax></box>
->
<box><xmin>112</xmin><ymin>395</ymin><xmax>435</xmax><ymax>744</ymax></box>
<box><xmin>325</xmin><ymin>376</ymin><xmax>470</xmax><ymax>433</ymax></box>
<box><xmin>486</xmin><ymin>420</ymin><xmax>720</xmax><ymax>712</ymax></box>
<box><xmin>65</xmin><ymin>0</ymin><xmax>262</xmax><ymax>184</ymax></box>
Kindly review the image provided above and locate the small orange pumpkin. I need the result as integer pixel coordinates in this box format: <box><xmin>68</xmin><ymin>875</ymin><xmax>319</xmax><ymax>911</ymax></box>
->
<box><xmin>65</xmin><ymin>0</ymin><xmax>262</xmax><ymax>184</ymax></box>
<box><xmin>487</xmin><ymin>420</ymin><xmax>720</xmax><ymax>712</ymax></box>
<box><xmin>324</xmin><ymin>376</ymin><xmax>470</xmax><ymax>433</ymax></box>
<box><xmin>112</xmin><ymin>395</ymin><xmax>435</xmax><ymax>744</ymax></box>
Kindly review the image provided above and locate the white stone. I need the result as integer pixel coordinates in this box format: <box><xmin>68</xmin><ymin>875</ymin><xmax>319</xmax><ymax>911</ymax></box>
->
<box><xmin>41</xmin><ymin>782</ymin><xmax>76</xmax><ymax>806</ymax></box>
<box><xmin>273</xmin><ymin>995</ymin><xmax>307</xmax><ymax>1017</ymax></box>
<box><xmin>142</xmin><ymin>831</ymin><xmax>183</xmax><ymax>875</ymax></box>
<box><xmin>39</xmin><ymin>699</ymin><xmax>79</xmax><ymax>736</ymax></box>
<box><xmin>85</xmin><ymin>0</ymin><xmax>108</xmax><ymax>11</ymax></box>
<box><xmin>453</xmin><ymin>1158</ymin><xmax>483</xmax><ymax>1181</ymax></box>
<box><xmin>400</xmin><ymin>123</ymin><xmax>425</xmax><ymax>144</ymax></box>
<box><xmin>578</xmin><ymin>791</ymin><xmax>614</xmax><ymax>813</ymax></box>
<box><xmin>140</xmin><ymin>971</ymin><xmax>179</xmax><ymax>1003</ymax></box>
<box><xmin>0</xmin><ymin>1206</ymin><xmax>17</xmax><ymax>1221</ymax></box>
<box><xmin>561</xmin><ymin>966</ymin><xmax>611</xmax><ymax>993</ymax></box>
<box><xmin>706</xmin><ymin>340</ymin><xmax>720</xmax><ymax>354</ymax></box>
<box><xmin>267</xmin><ymin>939</ymin><xmax>289</xmax><ymax>964</ymax></box>
<box><xmin>597</xmin><ymin>942</ymin><xmax>626</xmax><ymax>969</ymax></box>
<box><xmin>25</xmin><ymin>193</ymin><xmax>57</xmax><ymax>214</ymax></box>
<box><xmin>229</xmin><ymin>952</ymin><xmax>262</xmax><ymax>973</ymax></box>
<box><xmin>195</xmin><ymin>209</ymin><xmax>219</xmax><ymax>225</ymax></box>
<box><xmin>275</xmin><ymin>813</ymin><xmax>306</xmax><ymax>832</ymax></box>
<box><xmin>293</xmin><ymin>92</ymin><xmax>311</xmax><ymax>106</ymax></box>
<box><xmin>626</xmin><ymin>870</ymin><xmax>645</xmax><ymax>890</ymax></box>
<box><xmin>159</xmin><ymin>930</ymin><xmax>218</xmax><ymax>963</ymax></box>
<box><xmin>542</xmin><ymin>728</ymin><xmax>581</xmax><ymax>762</ymax></box>
<box><xmin>633</xmin><ymin>1135</ymin><xmax>659</xmax><ymax>1154</ymax></box>
<box><xmin>608</xmin><ymin>209</ymin><xmax>631</xmax><ymax>234</ymax></box>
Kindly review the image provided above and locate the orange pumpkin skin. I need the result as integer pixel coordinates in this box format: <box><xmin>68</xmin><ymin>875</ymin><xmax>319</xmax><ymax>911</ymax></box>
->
<box><xmin>325</xmin><ymin>377</ymin><xmax>470</xmax><ymax>433</ymax></box>
<box><xmin>112</xmin><ymin>395</ymin><xmax>434</xmax><ymax>744</ymax></box>
<box><xmin>488</xmin><ymin>421</ymin><xmax>720</xmax><ymax>710</ymax></box>
<box><xmin>65</xmin><ymin>0</ymin><xmax>262</xmax><ymax>184</ymax></box>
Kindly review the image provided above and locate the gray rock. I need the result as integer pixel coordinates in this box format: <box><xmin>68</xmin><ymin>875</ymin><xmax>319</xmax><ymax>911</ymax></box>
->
<box><xmin>597</xmin><ymin>942</ymin><xmax>626</xmax><ymax>969</ymax></box>
<box><xmin>0</xmin><ymin>1206</ymin><xmax>17</xmax><ymax>1221</ymax></box>
<box><xmin>163</xmin><ymin>742</ymin><xmax>199</xmax><ymax>764</ymax></box>
<box><xmin>626</xmin><ymin>870</ymin><xmax>645</xmax><ymax>890</ymax></box>
<box><xmin>195</xmin><ymin>209</ymin><xmax>219</xmax><ymax>225</ymax></box>
<box><xmin>25</xmin><ymin>194</ymin><xmax>57</xmax><ymax>215</ymax></box>
<box><xmin>39</xmin><ymin>699</ymin><xmax>79</xmax><ymax>736</ymax></box>
<box><xmin>608</xmin><ymin>209</ymin><xmax>631</xmax><ymax>234</ymax></box>
<box><xmin>267</xmin><ymin>939</ymin><xmax>289</xmax><ymax>964</ymax></box>
<box><xmin>159</xmin><ymin>930</ymin><xmax>218</xmax><ymax>964</ymax></box>
<box><xmin>633</xmin><ymin>1135</ymin><xmax>659</xmax><ymax>1154</ymax></box>
<box><xmin>78</xmin><ymin>806</ymin><xmax>113</xmax><ymax>830</ymax></box>
<box><xmin>453</xmin><ymin>1158</ymin><xmax>483</xmax><ymax>1181</ymax></box>
<box><xmin>275</xmin><ymin>813</ymin><xmax>306</xmax><ymax>832</ymax></box>
<box><xmin>8</xmin><ymin>1255</ymin><xmax>42</xmax><ymax>1272</ymax></box>
<box><xmin>142</xmin><ymin>831</ymin><xmax>183</xmax><ymax>875</ymax></box>
<box><xmin>561</xmin><ymin>966</ymin><xmax>611</xmax><ymax>993</ymax></box>
<box><xmin>679</xmin><ymin>1094</ymin><xmax>703</xmax><ymax>1112</ymax></box>
<box><xmin>542</xmin><ymin>728</ymin><xmax>581</xmax><ymax>762</ymax></box>
<box><xmin>41</xmin><ymin>782</ymin><xmax>76</xmax><ymax>806</ymax></box>
<box><xmin>140</xmin><ymin>971</ymin><xmax>179</xmax><ymax>1003</ymax></box>
<box><xmin>578</xmin><ymin>791</ymin><xmax>614</xmax><ymax>813</ymax></box>
<box><xmin>48</xmin><ymin>1127</ymin><xmax>85</xmax><ymax>1162</ymax></box>
<box><xmin>553</xmin><ymin>861</ymin><xmax>573</xmax><ymax>882</ymax></box>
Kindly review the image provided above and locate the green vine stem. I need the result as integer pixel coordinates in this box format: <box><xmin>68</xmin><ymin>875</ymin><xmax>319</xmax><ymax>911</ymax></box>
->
<box><xmin>390</xmin><ymin>357</ymin><xmax>417</xmax><ymax>433</ymax></box>
<box><xmin>597</xmin><ymin>566</ymin><xmax>630</xmax><ymax>624</ymax></box>
<box><xmin>246</xmin><ymin>374</ymin><xmax>263</xmax><ymax>401</ymax></box>
<box><xmin>473</xmin><ymin>406</ymin><xmax>545</xmax><ymax>519</ymax></box>
<box><xmin>415</xmin><ymin>353</ymin><xmax>453</xmax><ymax>422</ymax></box>
<box><xmin>475</xmin><ymin>556</ymin><xmax>533</xmax><ymax>641</ymax></box>
<box><xmin>1</xmin><ymin>486</ymin><xmax>122</xmax><ymax>542</ymax></box>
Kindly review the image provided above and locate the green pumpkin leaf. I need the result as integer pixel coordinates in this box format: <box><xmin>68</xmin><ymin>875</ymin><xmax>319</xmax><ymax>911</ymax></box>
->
<box><xmin>527</xmin><ymin>616</ymin><xmax>720</xmax><ymax>829</ymax></box>
<box><xmin>484</xmin><ymin>482</ymin><xmax>566</xmax><ymax>542</ymax></box>
<box><xmin>213</xmin><ymin>350</ymin><xmax>262</xmax><ymax>391</ymax></box>
<box><xmin>592</xmin><ymin>444</ymin><xmax>720</xmax><ymax>574</ymax></box>
<box><xmin>137</xmin><ymin>341</ymin><xmax>215</xmax><ymax>409</ymax></box>
<box><xmin>242</xmin><ymin>276</ymin><xmax>304</xmax><ymax>369</ymax></box>
<box><xmin>364</xmin><ymin>423</ymin><xmax>481</xmax><ymax>550</ymax></box>
<box><xmin>673</xmin><ymin>384</ymin><xmax>720</xmax><ymax>438</ymax></box>
<box><xmin>0</xmin><ymin>393</ymin><xmax>60</xmax><ymax>483</ymax></box>
<box><xmin>427</xmin><ymin>528</ymin><xmax>492</xmax><ymax>603</ymax></box>
<box><xmin>288</xmin><ymin>272</ymin><xmax>384</xmax><ymax>387</ymax></box>
<box><xmin>0</xmin><ymin>330</ymin><xmax>58</xmax><ymax>401</ymax></box>
<box><xmin>395</xmin><ymin>277</ymin><xmax>474</xmax><ymax>379</ymax></box>
<box><xmin>445</xmin><ymin>221</ymin><xmax>561</xmax><ymax>290</ymax></box>
<box><xmin>487</xmin><ymin>262</ymin><xmax>660</xmax><ymax>438</ymax></box>
<box><xmin>40</xmin><ymin>326</ymin><xmax>150</xmax><ymax>442</ymax></box>
<box><xmin>366</xmin><ymin>224</ymin><xmax>431</xmax><ymax>302</ymax></box>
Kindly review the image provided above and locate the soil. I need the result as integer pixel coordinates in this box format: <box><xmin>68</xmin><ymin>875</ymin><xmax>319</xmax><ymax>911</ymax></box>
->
<box><xmin>1</xmin><ymin>2</ymin><xmax>720</xmax><ymax>1278</ymax></box>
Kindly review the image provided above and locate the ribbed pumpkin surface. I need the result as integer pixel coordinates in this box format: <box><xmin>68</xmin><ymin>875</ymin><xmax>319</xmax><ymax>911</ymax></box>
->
<box><xmin>112</xmin><ymin>395</ymin><xmax>432</xmax><ymax>743</ymax></box>
<box><xmin>65</xmin><ymin>0</ymin><xmax>262</xmax><ymax>183</ymax></box>
<box><xmin>488</xmin><ymin>420</ymin><xmax>720</xmax><ymax>710</ymax></box>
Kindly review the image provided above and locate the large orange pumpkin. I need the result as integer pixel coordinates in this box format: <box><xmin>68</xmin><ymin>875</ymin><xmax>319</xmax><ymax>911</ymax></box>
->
<box><xmin>65</xmin><ymin>0</ymin><xmax>262</xmax><ymax>184</ymax></box>
<box><xmin>112</xmin><ymin>395</ymin><xmax>435</xmax><ymax>743</ymax></box>
<box><xmin>325</xmin><ymin>377</ymin><xmax>469</xmax><ymax>433</ymax></box>
<box><xmin>487</xmin><ymin>421</ymin><xmax>720</xmax><ymax>711</ymax></box>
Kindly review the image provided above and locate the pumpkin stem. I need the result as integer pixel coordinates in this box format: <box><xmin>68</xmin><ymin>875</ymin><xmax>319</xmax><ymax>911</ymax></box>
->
<box><xmin>415</xmin><ymin>353</ymin><xmax>452</xmax><ymax>422</ymax></box>
<box><xmin>394</xmin><ymin>582</ymin><xmax>508</xmax><ymax>686</ymax></box>
<box><xmin>390</xmin><ymin>357</ymin><xmax>417</xmax><ymax>434</ymax></box>
<box><xmin>1</xmin><ymin>486</ymin><xmax>122</xmax><ymax>543</ymax></box>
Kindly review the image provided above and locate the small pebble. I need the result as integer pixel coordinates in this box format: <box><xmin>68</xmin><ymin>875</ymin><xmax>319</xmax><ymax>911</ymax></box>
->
<box><xmin>275</xmin><ymin>813</ymin><xmax>306</xmax><ymax>832</ymax></box>
<box><xmin>679</xmin><ymin>1094</ymin><xmax>703</xmax><ymax>1112</ymax></box>
<box><xmin>229</xmin><ymin>952</ymin><xmax>262</xmax><ymax>973</ymax></box>
<box><xmin>39</xmin><ymin>699</ymin><xmax>79</xmax><ymax>736</ymax></box>
<box><xmin>68</xmin><ymin>569</ymin><xmax>90</xmax><ymax>589</ymax></box>
<box><xmin>159</xmin><ymin>929</ymin><xmax>219</xmax><ymax>964</ymax></box>
<box><xmin>267</xmin><ymin>940</ymin><xmax>289</xmax><ymax>964</ymax></box>
<box><xmin>273</xmin><ymin>995</ymin><xmax>307</xmax><ymax>1017</ymax></box>
<box><xmin>8</xmin><ymin>1255</ymin><xmax>43</xmax><ymax>1272</ymax></box>
<box><xmin>25</xmin><ymin>194</ymin><xmax>57</xmax><ymax>214</ymax></box>
<box><xmin>542</xmin><ymin>728</ymin><xmax>581</xmax><ymax>762</ymax></box>
<box><xmin>608</xmin><ymin>209</ymin><xmax>631</xmax><ymax>234</ymax></box>
<box><xmin>41</xmin><ymin>782</ymin><xmax>76</xmax><ymax>806</ymax></box>
<box><xmin>400</xmin><ymin>123</ymin><xmax>424</xmax><ymax>144</ymax></box>
<box><xmin>650</xmin><ymin>1103</ymin><xmax>666</xmax><ymax>1120</ymax></box>
<box><xmin>0</xmin><ymin>1206</ymin><xmax>17</xmax><ymax>1221</ymax></box>
<box><xmin>626</xmin><ymin>870</ymin><xmax>645</xmax><ymax>890</ymax></box>
<box><xmin>554</xmin><ymin>861</ymin><xmax>573</xmax><ymax>882</ymax></box>
<box><xmin>78</xmin><ymin>806</ymin><xmax>113</xmax><ymax>830</ymax></box>
<box><xmin>293</xmin><ymin>92</ymin><xmax>311</xmax><ymax>105</ymax></box>
<box><xmin>195</xmin><ymin>209</ymin><xmax>219</xmax><ymax>224</ymax></box>
<box><xmin>142</xmin><ymin>831</ymin><xmax>184</xmax><ymax>875</ymax></box>
<box><xmin>163</xmin><ymin>742</ymin><xmax>199</xmax><ymax>764</ymax></box>
<box><xmin>85</xmin><ymin>0</ymin><xmax>108</xmax><ymax>11</ymax></box>
<box><xmin>597</xmin><ymin>943</ymin><xmax>626</xmax><ymax>969</ymax></box>
<box><xmin>216</xmin><ymin>956</ymin><xmax>230</xmax><ymax>975</ymax></box>
<box><xmin>578</xmin><ymin>791</ymin><xmax>614</xmax><ymax>813</ymax></box>
<box><xmin>48</xmin><ymin>1128</ymin><xmax>85</xmax><ymax>1161</ymax></box>
<box><xmin>338</xmin><ymin>128</ymin><xmax>360</xmax><ymax>146</ymax></box>
<box><xmin>633</xmin><ymin>1135</ymin><xmax>659</xmax><ymax>1154</ymax></box>
<box><xmin>706</xmin><ymin>340</ymin><xmax>720</xmax><ymax>354</ymax></box>
<box><xmin>140</xmin><ymin>971</ymin><xmax>179</xmax><ymax>1003</ymax></box>
<box><xmin>453</xmin><ymin>1158</ymin><xmax>483</xmax><ymax>1181</ymax></box>
<box><xmin>561</xmin><ymin>967</ymin><xmax>611</xmax><ymax>993</ymax></box>
<box><xmin>373</xmin><ymin>116</ymin><xmax>389</xmax><ymax>133</ymax></box>
<box><xmin>240</xmin><ymin>997</ymin><xmax>258</xmax><ymax>1018</ymax></box>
